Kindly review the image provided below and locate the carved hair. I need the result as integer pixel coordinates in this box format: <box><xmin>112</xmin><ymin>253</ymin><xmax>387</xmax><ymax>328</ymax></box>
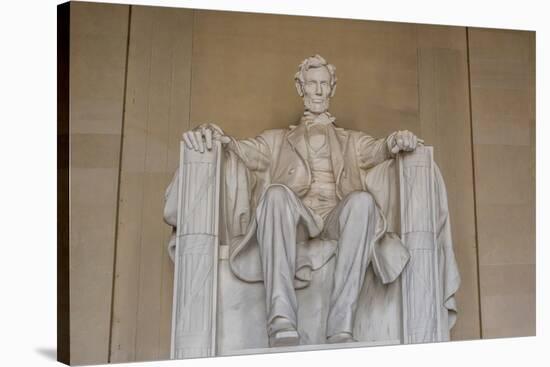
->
<box><xmin>294</xmin><ymin>54</ymin><xmax>337</xmax><ymax>97</ymax></box>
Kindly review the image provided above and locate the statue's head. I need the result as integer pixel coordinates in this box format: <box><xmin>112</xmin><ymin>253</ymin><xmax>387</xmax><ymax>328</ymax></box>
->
<box><xmin>294</xmin><ymin>54</ymin><xmax>337</xmax><ymax>115</ymax></box>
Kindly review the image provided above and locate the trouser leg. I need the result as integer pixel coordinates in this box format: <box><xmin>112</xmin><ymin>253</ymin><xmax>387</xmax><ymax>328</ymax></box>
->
<box><xmin>255</xmin><ymin>184</ymin><xmax>319</xmax><ymax>332</ymax></box>
<box><xmin>324</xmin><ymin>191</ymin><xmax>377</xmax><ymax>337</ymax></box>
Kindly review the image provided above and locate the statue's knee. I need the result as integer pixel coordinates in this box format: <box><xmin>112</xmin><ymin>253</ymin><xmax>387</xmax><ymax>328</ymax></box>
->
<box><xmin>257</xmin><ymin>185</ymin><xmax>293</xmax><ymax>218</ymax></box>
<box><xmin>345</xmin><ymin>191</ymin><xmax>375</xmax><ymax>214</ymax></box>
<box><xmin>263</xmin><ymin>185</ymin><xmax>290</xmax><ymax>202</ymax></box>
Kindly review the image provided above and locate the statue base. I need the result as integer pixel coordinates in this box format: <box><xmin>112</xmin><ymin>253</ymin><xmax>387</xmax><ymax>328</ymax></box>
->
<box><xmin>220</xmin><ymin>339</ymin><xmax>400</xmax><ymax>357</ymax></box>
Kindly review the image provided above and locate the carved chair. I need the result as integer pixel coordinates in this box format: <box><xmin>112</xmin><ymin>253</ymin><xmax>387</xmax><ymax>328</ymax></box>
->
<box><xmin>168</xmin><ymin>142</ymin><xmax>448</xmax><ymax>359</ymax></box>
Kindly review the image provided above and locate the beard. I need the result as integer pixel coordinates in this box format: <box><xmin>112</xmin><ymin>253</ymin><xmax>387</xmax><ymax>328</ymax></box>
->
<box><xmin>304</xmin><ymin>96</ymin><xmax>330</xmax><ymax>114</ymax></box>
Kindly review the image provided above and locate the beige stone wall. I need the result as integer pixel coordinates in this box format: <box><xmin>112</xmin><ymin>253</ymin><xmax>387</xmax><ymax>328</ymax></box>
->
<box><xmin>468</xmin><ymin>28</ymin><xmax>536</xmax><ymax>338</ymax></box>
<box><xmin>63</xmin><ymin>2</ymin><xmax>535</xmax><ymax>364</ymax></box>
<box><xmin>68</xmin><ymin>3</ymin><xmax>130</xmax><ymax>364</ymax></box>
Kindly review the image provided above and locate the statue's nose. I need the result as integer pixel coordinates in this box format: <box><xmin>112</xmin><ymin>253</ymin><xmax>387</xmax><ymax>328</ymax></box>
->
<box><xmin>315</xmin><ymin>83</ymin><xmax>322</xmax><ymax>95</ymax></box>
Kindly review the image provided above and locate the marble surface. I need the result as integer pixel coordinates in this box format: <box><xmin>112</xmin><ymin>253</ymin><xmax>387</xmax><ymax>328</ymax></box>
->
<box><xmin>167</xmin><ymin>55</ymin><xmax>459</xmax><ymax>358</ymax></box>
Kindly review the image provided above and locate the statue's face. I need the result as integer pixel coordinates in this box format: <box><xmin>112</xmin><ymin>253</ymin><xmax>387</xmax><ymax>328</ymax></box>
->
<box><xmin>302</xmin><ymin>66</ymin><xmax>332</xmax><ymax>114</ymax></box>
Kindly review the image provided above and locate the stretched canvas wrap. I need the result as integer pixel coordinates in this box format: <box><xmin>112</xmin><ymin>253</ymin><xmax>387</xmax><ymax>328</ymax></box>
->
<box><xmin>57</xmin><ymin>1</ymin><xmax>536</xmax><ymax>365</ymax></box>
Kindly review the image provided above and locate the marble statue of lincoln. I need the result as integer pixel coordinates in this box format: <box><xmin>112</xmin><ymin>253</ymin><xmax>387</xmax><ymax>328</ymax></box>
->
<box><xmin>178</xmin><ymin>55</ymin><xmax>423</xmax><ymax>347</ymax></box>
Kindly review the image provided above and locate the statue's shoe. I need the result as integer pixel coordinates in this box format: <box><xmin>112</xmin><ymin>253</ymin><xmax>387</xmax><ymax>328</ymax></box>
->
<box><xmin>268</xmin><ymin>317</ymin><xmax>300</xmax><ymax>347</ymax></box>
<box><xmin>270</xmin><ymin>329</ymin><xmax>300</xmax><ymax>347</ymax></box>
<box><xmin>326</xmin><ymin>332</ymin><xmax>356</xmax><ymax>344</ymax></box>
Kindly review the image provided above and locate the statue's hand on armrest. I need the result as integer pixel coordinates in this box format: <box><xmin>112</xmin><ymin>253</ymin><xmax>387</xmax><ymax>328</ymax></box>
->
<box><xmin>386</xmin><ymin>130</ymin><xmax>424</xmax><ymax>155</ymax></box>
<box><xmin>182</xmin><ymin>122</ymin><xmax>231</xmax><ymax>153</ymax></box>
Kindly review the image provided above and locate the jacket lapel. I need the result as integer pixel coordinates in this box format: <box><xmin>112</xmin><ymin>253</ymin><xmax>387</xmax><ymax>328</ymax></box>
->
<box><xmin>286</xmin><ymin>123</ymin><xmax>309</xmax><ymax>164</ymax></box>
<box><xmin>326</xmin><ymin>125</ymin><xmax>349</xmax><ymax>185</ymax></box>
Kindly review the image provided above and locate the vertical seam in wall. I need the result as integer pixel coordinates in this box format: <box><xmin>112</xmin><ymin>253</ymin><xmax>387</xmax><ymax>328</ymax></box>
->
<box><xmin>158</xmin><ymin>15</ymin><xmax>177</xmax><ymax>357</ymax></box>
<box><xmin>187</xmin><ymin>10</ymin><xmax>196</xmax><ymax>131</ymax></box>
<box><xmin>133</xmin><ymin>11</ymin><xmax>156</xmax><ymax>360</ymax></box>
<box><xmin>415</xmin><ymin>25</ymin><xmax>422</xmax><ymax>138</ymax></box>
<box><xmin>530</xmin><ymin>31</ymin><xmax>537</xmax><ymax>335</ymax></box>
<box><xmin>465</xmin><ymin>27</ymin><xmax>484</xmax><ymax>339</ymax></box>
<box><xmin>108</xmin><ymin>5</ymin><xmax>133</xmax><ymax>362</ymax></box>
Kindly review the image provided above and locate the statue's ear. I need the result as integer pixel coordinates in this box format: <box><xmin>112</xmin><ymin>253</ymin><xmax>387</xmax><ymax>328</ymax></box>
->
<box><xmin>330</xmin><ymin>84</ymin><xmax>337</xmax><ymax>98</ymax></box>
<box><xmin>294</xmin><ymin>80</ymin><xmax>304</xmax><ymax>97</ymax></box>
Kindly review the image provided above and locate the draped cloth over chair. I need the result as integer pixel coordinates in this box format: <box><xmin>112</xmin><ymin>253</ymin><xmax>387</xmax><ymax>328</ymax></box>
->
<box><xmin>165</xmin><ymin>142</ymin><xmax>460</xmax><ymax>359</ymax></box>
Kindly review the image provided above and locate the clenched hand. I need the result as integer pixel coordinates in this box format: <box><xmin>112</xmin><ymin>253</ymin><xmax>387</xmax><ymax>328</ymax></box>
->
<box><xmin>182</xmin><ymin>123</ymin><xmax>231</xmax><ymax>152</ymax></box>
<box><xmin>387</xmin><ymin>130</ymin><xmax>424</xmax><ymax>154</ymax></box>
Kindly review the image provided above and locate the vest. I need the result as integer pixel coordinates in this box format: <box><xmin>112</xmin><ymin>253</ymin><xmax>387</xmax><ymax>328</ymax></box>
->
<box><xmin>301</xmin><ymin>125</ymin><xmax>339</xmax><ymax>221</ymax></box>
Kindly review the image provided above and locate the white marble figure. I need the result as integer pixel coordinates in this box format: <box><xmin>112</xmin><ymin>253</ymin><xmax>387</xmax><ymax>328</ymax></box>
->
<box><xmin>164</xmin><ymin>55</ymin><xmax>461</xmax><ymax>358</ymax></box>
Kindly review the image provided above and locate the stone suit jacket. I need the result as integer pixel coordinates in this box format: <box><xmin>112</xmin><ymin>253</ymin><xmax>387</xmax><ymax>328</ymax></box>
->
<box><xmin>164</xmin><ymin>120</ymin><xmax>459</xmax><ymax>327</ymax></box>
<box><xmin>226</xmin><ymin>121</ymin><xmax>391</xmax><ymax>200</ymax></box>
<box><xmin>220</xmin><ymin>121</ymin><xmax>411</xmax><ymax>287</ymax></box>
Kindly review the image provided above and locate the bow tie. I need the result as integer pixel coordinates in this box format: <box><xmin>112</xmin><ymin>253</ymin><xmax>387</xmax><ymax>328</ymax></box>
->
<box><xmin>300</xmin><ymin>111</ymin><xmax>336</xmax><ymax>126</ymax></box>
